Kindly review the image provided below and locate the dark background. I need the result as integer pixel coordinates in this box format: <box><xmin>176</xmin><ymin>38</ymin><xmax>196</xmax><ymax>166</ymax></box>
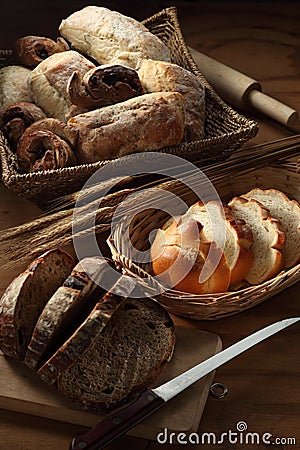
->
<box><xmin>1</xmin><ymin>0</ymin><xmax>297</xmax><ymax>49</ymax></box>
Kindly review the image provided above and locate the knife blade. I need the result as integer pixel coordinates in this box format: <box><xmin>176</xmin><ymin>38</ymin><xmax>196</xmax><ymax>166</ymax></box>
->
<box><xmin>70</xmin><ymin>317</ymin><xmax>299</xmax><ymax>450</ymax></box>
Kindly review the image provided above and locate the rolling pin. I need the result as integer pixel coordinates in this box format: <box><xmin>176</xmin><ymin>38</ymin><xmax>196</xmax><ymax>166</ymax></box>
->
<box><xmin>189</xmin><ymin>47</ymin><xmax>300</xmax><ymax>131</ymax></box>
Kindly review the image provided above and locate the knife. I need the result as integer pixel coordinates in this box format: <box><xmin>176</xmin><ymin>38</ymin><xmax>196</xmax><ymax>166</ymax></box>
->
<box><xmin>70</xmin><ymin>317</ymin><xmax>299</xmax><ymax>450</ymax></box>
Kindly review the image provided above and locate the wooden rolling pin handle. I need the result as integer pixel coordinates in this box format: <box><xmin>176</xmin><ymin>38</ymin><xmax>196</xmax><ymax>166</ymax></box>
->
<box><xmin>189</xmin><ymin>46</ymin><xmax>300</xmax><ymax>131</ymax></box>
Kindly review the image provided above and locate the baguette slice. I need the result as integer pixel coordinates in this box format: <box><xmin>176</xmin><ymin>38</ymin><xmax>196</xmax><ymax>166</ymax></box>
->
<box><xmin>242</xmin><ymin>188</ymin><xmax>300</xmax><ymax>268</ymax></box>
<box><xmin>38</xmin><ymin>275</ymin><xmax>136</xmax><ymax>385</ymax></box>
<box><xmin>228</xmin><ymin>197</ymin><xmax>285</xmax><ymax>284</ymax></box>
<box><xmin>0</xmin><ymin>249</ymin><xmax>74</xmax><ymax>359</ymax></box>
<box><xmin>24</xmin><ymin>257</ymin><xmax>114</xmax><ymax>370</ymax></box>
<box><xmin>189</xmin><ymin>201</ymin><xmax>254</xmax><ymax>285</ymax></box>
<box><xmin>57</xmin><ymin>297</ymin><xmax>175</xmax><ymax>410</ymax></box>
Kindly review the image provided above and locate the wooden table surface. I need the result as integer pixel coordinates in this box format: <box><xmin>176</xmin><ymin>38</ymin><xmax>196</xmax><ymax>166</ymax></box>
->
<box><xmin>0</xmin><ymin>1</ymin><xmax>300</xmax><ymax>449</ymax></box>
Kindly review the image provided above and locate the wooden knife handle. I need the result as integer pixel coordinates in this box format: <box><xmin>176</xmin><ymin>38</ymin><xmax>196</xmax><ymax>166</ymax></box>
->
<box><xmin>70</xmin><ymin>390</ymin><xmax>165</xmax><ymax>450</ymax></box>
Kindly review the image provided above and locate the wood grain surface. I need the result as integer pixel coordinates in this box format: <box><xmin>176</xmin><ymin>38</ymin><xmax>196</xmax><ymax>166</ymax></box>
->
<box><xmin>0</xmin><ymin>2</ymin><xmax>300</xmax><ymax>450</ymax></box>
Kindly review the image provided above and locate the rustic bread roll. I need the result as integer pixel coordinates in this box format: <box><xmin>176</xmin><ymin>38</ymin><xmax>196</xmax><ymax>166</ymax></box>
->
<box><xmin>242</xmin><ymin>188</ymin><xmax>300</xmax><ymax>268</ymax></box>
<box><xmin>0</xmin><ymin>249</ymin><xmax>74</xmax><ymax>359</ymax></box>
<box><xmin>28</xmin><ymin>50</ymin><xmax>95</xmax><ymax>121</ymax></box>
<box><xmin>59</xmin><ymin>6</ymin><xmax>171</xmax><ymax>69</ymax></box>
<box><xmin>24</xmin><ymin>257</ymin><xmax>113</xmax><ymax>370</ymax></box>
<box><xmin>151</xmin><ymin>213</ymin><xmax>231</xmax><ymax>294</ymax></box>
<box><xmin>189</xmin><ymin>201</ymin><xmax>253</xmax><ymax>285</ymax></box>
<box><xmin>229</xmin><ymin>197</ymin><xmax>286</xmax><ymax>284</ymax></box>
<box><xmin>137</xmin><ymin>58</ymin><xmax>205</xmax><ymax>141</ymax></box>
<box><xmin>57</xmin><ymin>297</ymin><xmax>175</xmax><ymax>409</ymax></box>
<box><xmin>0</xmin><ymin>65</ymin><xmax>33</xmax><ymax>113</ymax></box>
<box><xmin>68</xmin><ymin>91</ymin><xmax>185</xmax><ymax>163</ymax></box>
<box><xmin>0</xmin><ymin>101</ymin><xmax>46</xmax><ymax>151</ymax></box>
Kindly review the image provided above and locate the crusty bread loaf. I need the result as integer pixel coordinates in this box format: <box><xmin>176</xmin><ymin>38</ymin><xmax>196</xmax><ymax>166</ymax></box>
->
<box><xmin>151</xmin><ymin>212</ymin><xmax>231</xmax><ymax>294</ymax></box>
<box><xmin>38</xmin><ymin>275</ymin><xmax>135</xmax><ymax>385</ymax></box>
<box><xmin>68</xmin><ymin>92</ymin><xmax>185</xmax><ymax>163</ymax></box>
<box><xmin>24</xmin><ymin>257</ymin><xmax>113</xmax><ymax>370</ymax></box>
<box><xmin>242</xmin><ymin>188</ymin><xmax>300</xmax><ymax>268</ymax></box>
<box><xmin>189</xmin><ymin>201</ymin><xmax>253</xmax><ymax>285</ymax></box>
<box><xmin>229</xmin><ymin>197</ymin><xmax>285</xmax><ymax>284</ymax></box>
<box><xmin>0</xmin><ymin>249</ymin><xmax>74</xmax><ymax>359</ymax></box>
<box><xmin>0</xmin><ymin>66</ymin><xmax>34</xmax><ymax>113</ymax></box>
<box><xmin>137</xmin><ymin>58</ymin><xmax>205</xmax><ymax>141</ymax></box>
<box><xmin>57</xmin><ymin>297</ymin><xmax>175</xmax><ymax>409</ymax></box>
<box><xmin>28</xmin><ymin>50</ymin><xmax>95</xmax><ymax>121</ymax></box>
<box><xmin>59</xmin><ymin>6</ymin><xmax>171</xmax><ymax>69</ymax></box>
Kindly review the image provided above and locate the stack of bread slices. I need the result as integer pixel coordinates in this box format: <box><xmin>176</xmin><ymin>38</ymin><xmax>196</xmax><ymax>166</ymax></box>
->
<box><xmin>151</xmin><ymin>188</ymin><xmax>300</xmax><ymax>294</ymax></box>
<box><xmin>0</xmin><ymin>251</ymin><xmax>175</xmax><ymax>410</ymax></box>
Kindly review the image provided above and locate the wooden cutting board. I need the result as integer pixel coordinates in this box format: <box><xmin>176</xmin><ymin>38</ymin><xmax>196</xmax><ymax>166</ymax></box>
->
<box><xmin>0</xmin><ymin>327</ymin><xmax>222</xmax><ymax>440</ymax></box>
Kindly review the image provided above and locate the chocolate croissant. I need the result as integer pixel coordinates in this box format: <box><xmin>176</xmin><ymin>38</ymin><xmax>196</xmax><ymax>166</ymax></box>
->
<box><xmin>67</xmin><ymin>65</ymin><xmax>143</xmax><ymax>108</ymax></box>
<box><xmin>59</xmin><ymin>6</ymin><xmax>171</xmax><ymax>69</ymax></box>
<box><xmin>68</xmin><ymin>92</ymin><xmax>185</xmax><ymax>163</ymax></box>
<box><xmin>0</xmin><ymin>102</ymin><xmax>46</xmax><ymax>150</ymax></box>
<box><xmin>137</xmin><ymin>59</ymin><xmax>206</xmax><ymax>141</ymax></box>
<box><xmin>28</xmin><ymin>51</ymin><xmax>95</xmax><ymax>122</ymax></box>
<box><xmin>16</xmin><ymin>118</ymin><xmax>77</xmax><ymax>172</ymax></box>
<box><xmin>14</xmin><ymin>36</ymin><xmax>69</xmax><ymax>67</ymax></box>
<box><xmin>0</xmin><ymin>66</ymin><xmax>33</xmax><ymax>113</ymax></box>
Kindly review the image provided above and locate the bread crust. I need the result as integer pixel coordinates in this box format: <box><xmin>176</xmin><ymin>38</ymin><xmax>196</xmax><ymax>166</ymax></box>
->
<box><xmin>69</xmin><ymin>92</ymin><xmax>185</xmax><ymax>163</ymax></box>
<box><xmin>59</xmin><ymin>6</ymin><xmax>171</xmax><ymax>69</ymax></box>
<box><xmin>0</xmin><ymin>66</ymin><xmax>33</xmax><ymax>113</ymax></box>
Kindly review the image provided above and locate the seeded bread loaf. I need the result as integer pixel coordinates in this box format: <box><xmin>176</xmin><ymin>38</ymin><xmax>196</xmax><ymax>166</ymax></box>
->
<box><xmin>24</xmin><ymin>257</ymin><xmax>113</xmax><ymax>370</ymax></box>
<box><xmin>38</xmin><ymin>275</ymin><xmax>136</xmax><ymax>385</ymax></box>
<box><xmin>59</xmin><ymin>6</ymin><xmax>171</xmax><ymax>69</ymax></box>
<box><xmin>242</xmin><ymin>188</ymin><xmax>300</xmax><ymax>268</ymax></box>
<box><xmin>228</xmin><ymin>197</ymin><xmax>286</xmax><ymax>284</ymax></box>
<box><xmin>0</xmin><ymin>249</ymin><xmax>74</xmax><ymax>359</ymax></box>
<box><xmin>57</xmin><ymin>297</ymin><xmax>175</xmax><ymax>409</ymax></box>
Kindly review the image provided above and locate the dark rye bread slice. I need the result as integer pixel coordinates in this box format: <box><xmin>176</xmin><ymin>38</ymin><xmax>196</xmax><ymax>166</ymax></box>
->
<box><xmin>24</xmin><ymin>257</ymin><xmax>114</xmax><ymax>370</ymax></box>
<box><xmin>0</xmin><ymin>249</ymin><xmax>74</xmax><ymax>359</ymax></box>
<box><xmin>38</xmin><ymin>275</ymin><xmax>136</xmax><ymax>385</ymax></box>
<box><xmin>57</xmin><ymin>297</ymin><xmax>175</xmax><ymax>410</ymax></box>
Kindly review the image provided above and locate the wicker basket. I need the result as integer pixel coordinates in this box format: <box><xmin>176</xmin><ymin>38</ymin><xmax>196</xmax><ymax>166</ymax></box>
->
<box><xmin>108</xmin><ymin>160</ymin><xmax>300</xmax><ymax>320</ymax></box>
<box><xmin>0</xmin><ymin>7</ymin><xmax>257</xmax><ymax>209</ymax></box>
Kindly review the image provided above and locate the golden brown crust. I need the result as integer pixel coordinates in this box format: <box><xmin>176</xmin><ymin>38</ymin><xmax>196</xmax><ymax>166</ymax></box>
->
<box><xmin>68</xmin><ymin>92</ymin><xmax>185</xmax><ymax>163</ymax></box>
<box><xmin>14</xmin><ymin>36</ymin><xmax>69</xmax><ymax>67</ymax></box>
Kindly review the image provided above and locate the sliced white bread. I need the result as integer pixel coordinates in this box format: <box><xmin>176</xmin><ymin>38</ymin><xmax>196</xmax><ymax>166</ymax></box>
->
<box><xmin>57</xmin><ymin>297</ymin><xmax>175</xmax><ymax>410</ymax></box>
<box><xmin>228</xmin><ymin>197</ymin><xmax>286</xmax><ymax>284</ymax></box>
<box><xmin>242</xmin><ymin>188</ymin><xmax>300</xmax><ymax>268</ymax></box>
<box><xmin>0</xmin><ymin>249</ymin><xmax>74</xmax><ymax>359</ymax></box>
<box><xmin>38</xmin><ymin>275</ymin><xmax>135</xmax><ymax>385</ymax></box>
<box><xmin>24</xmin><ymin>257</ymin><xmax>114</xmax><ymax>370</ymax></box>
<box><xmin>189</xmin><ymin>201</ymin><xmax>254</xmax><ymax>285</ymax></box>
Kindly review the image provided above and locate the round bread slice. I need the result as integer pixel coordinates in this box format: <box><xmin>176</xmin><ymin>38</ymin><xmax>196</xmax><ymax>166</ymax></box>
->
<box><xmin>24</xmin><ymin>257</ymin><xmax>114</xmax><ymax>370</ymax></box>
<box><xmin>189</xmin><ymin>201</ymin><xmax>254</xmax><ymax>285</ymax></box>
<box><xmin>241</xmin><ymin>188</ymin><xmax>300</xmax><ymax>268</ymax></box>
<box><xmin>57</xmin><ymin>297</ymin><xmax>175</xmax><ymax>410</ymax></box>
<box><xmin>228</xmin><ymin>197</ymin><xmax>286</xmax><ymax>284</ymax></box>
<box><xmin>0</xmin><ymin>249</ymin><xmax>74</xmax><ymax>359</ymax></box>
<box><xmin>37</xmin><ymin>275</ymin><xmax>136</xmax><ymax>385</ymax></box>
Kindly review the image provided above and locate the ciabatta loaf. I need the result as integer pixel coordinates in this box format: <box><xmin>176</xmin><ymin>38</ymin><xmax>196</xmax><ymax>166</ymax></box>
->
<box><xmin>0</xmin><ymin>249</ymin><xmax>74</xmax><ymax>359</ymax></box>
<box><xmin>68</xmin><ymin>92</ymin><xmax>185</xmax><ymax>163</ymax></box>
<box><xmin>137</xmin><ymin>58</ymin><xmax>205</xmax><ymax>141</ymax></box>
<box><xmin>242</xmin><ymin>188</ymin><xmax>300</xmax><ymax>268</ymax></box>
<box><xmin>57</xmin><ymin>297</ymin><xmax>175</xmax><ymax>409</ymax></box>
<box><xmin>0</xmin><ymin>66</ymin><xmax>33</xmax><ymax>113</ymax></box>
<box><xmin>59</xmin><ymin>6</ymin><xmax>171</xmax><ymax>69</ymax></box>
<box><xmin>229</xmin><ymin>197</ymin><xmax>285</xmax><ymax>284</ymax></box>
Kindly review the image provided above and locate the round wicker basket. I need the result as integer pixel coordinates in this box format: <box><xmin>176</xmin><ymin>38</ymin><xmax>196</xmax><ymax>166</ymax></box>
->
<box><xmin>108</xmin><ymin>161</ymin><xmax>300</xmax><ymax>320</ymax></box>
